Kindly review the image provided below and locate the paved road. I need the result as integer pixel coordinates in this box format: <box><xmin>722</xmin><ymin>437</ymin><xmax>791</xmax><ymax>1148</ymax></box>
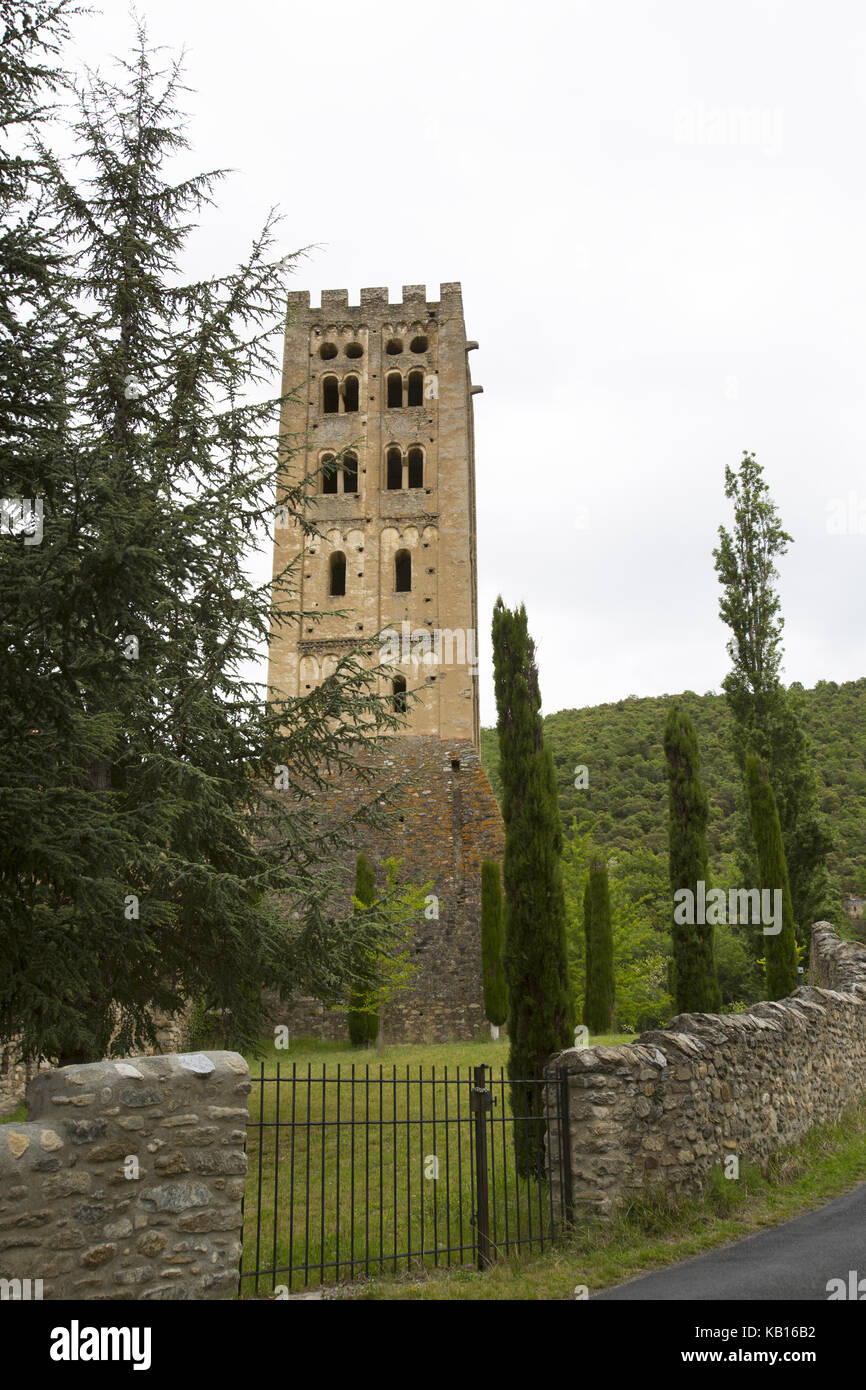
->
<box><xmin>593</xmin><ymin>1182</ymin><xmax>866</xmax><ymax>1300</ymax></box>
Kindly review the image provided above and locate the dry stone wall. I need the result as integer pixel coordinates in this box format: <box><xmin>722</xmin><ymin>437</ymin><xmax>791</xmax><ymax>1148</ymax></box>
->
<box><xmin>0</xmin><ymin>1051</ymin><xmax>248</xmax><ymax>1299</ymax></box>
<box><xmin>546</xmin><ymin>923</ymin><xmax>866</xmax><ymax>1217</ymax></box>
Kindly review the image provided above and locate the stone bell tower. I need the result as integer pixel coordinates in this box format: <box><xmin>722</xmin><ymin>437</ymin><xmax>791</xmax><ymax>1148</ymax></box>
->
<box><xmin>267</xmin><ymin>283</ymin><xmax>504</xmax><ymax>1042</ymax></box>
<box><xmin>268</xmin><ymin>281</ymin><xmax>482</xmax><ymax>746</ymax></box>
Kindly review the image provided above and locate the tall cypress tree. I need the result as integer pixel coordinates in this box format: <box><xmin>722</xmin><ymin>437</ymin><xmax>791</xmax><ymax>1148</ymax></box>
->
<box><xmin>664</xmin><ymin>702</ymin><xmax>721</xmax><ymax>1013</ymax></box>
<box><xmin>491</xmin><ymin>598</ymin><xmax>573</xmax><ymax>1177</ymax></box>
<box><xmin>481</xmin><ymin>859</ymin><xmax>507</xmax><ymax>1035</ymax></box>
<box><xmin>745</xmin><ymin>753</ymin><xmax>799</xmax><ymax>999</ymax></box>
<box><xmin>348</xmin><ymin>853</ymin><xmax>379</xmax><ymax>1046</ymax></box>
<box><xmin>583</xmin><ymin>857</ymin><xmax>615</xmax><ymax>1033</ymax></box>
<box><xmin>582</xmin><ymin>873</ymin><xmax>593</xmax><ymax>1022</ymax></box>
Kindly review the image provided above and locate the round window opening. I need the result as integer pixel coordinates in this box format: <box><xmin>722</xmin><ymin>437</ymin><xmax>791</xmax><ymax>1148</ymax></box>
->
<box><xmin>319</xmin><ymin>342</ymin><xmax>338</xmax><ymax>360</ymax></box>
<box><xmin>410</xmin><ymin>335</ymin><xmax>428</xmax><ymax>354</ymax></box>
<box><xmin>345</xmin><ymin>341</ymin><xmax>363</xmax><ymax>359</ymax></box>
<box><xmin>385</xmin><ymin>338</ymin><xmax>403</xmax><ymax>355</ymax></box>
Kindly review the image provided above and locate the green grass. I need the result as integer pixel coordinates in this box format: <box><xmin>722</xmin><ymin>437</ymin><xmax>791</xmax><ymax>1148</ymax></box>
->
<box><xmin>238</xmin><ymin>1034</ymin><xmax>632</xmax><ymax>1297</ymax></box>
<box><xmin>0</xmin><ymin>1102</ymin><xmax>27</xmax><ymax>1124</ymax></box>
<box><xmin>345</xmin><ymin>1097</ymin><xmax>866</xmax><ymax>1299</ymax></box>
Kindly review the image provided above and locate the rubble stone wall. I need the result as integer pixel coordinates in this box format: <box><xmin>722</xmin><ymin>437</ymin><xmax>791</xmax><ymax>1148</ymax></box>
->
<box><xmin>547</xmin><ymin>923</ymin><xmax>866</xmax><ymax>1216</ymax></box>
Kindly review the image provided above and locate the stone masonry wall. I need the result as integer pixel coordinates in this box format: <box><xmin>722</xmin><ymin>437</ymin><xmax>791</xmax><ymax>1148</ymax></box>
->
<box><xmin>280</xmin><ymin>734</ymin><xmax>504</xmax><ymax>1043</ymax></box>
<box><xmin>546</xmin><ymin>923</ymin><xmax>866</xmax><ymax>1217</ymax></box>
<box><xmin>0</xmin><ymin>1051</ymin><xmax>249</xmax><ymax>1299</ymax></box>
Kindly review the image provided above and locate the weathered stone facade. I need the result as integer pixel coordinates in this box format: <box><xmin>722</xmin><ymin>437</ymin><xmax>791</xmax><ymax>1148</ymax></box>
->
<box><xmin>267</xmin><ymin>283</ymin><xmax>504</xmax><ymax>1041</ymax></box>
<box><xmin>279</xmin><ymin>734</ymin><xmax>504</xmax><ymax>1043</ymax></box>
<box><xmin>546</xmin><ymin>923</ymin><xmax>866</xmax><ymax>1217</ymax></box>
<box><xmin>0</xmin><ymin>1051</ymin><xmax>248</xmax><ymax>1299</ymax></box>
<box><xmin>269</xmin><ymin>282</ymin><xmax>482</xmax><ymax>746</ymax></box>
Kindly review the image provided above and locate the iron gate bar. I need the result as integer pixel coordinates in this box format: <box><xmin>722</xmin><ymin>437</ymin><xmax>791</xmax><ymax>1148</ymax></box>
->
<box><xmin>238</xmin><ymin>1062</ymin><xmax>570</xmax><ymax>1294</ymax></box>
<box><xmin>471</xmin><ymin>1064</ymin><xmax>492</xmax><ymax>1270</ymax></box>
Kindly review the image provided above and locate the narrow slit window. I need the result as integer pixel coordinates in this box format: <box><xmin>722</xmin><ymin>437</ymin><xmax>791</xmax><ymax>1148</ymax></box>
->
<box><xmin>407</xmin><ymin>370</ymin><xmax>423</xmax><ymax>406</ymax></box>
<box><xmin>343</xmin><ymin>375</ymin><xmax>359</xmax><ymax>412</ymax></box>
<box><xmin>395</xmin><ymin>548</ymin><xmax>411</xmax><ymax>592</ymax></box>
<box><xmin>322</xmin><ymin>375</ymin><xmax>339</xmax><ymax>413</ymax></box>
<box><xmin>342</xmin><ymin>452</ymin><xmax>358</xmax><ymax>493</ymax></box>
<box><xmin>407</xmin><ymin>447</ymin><xmax>423</xmax><ymax>488</ymax></box>
<box><xmin>393</xmin><ymin>675</ymin><xmax>407</xmax><ymax>713</ymax></box>
<box><xmin>387</xmin><ymin>372</ymin><xmax>403</xmax><ymax>408</ymax></box>
<box><xmin>386</xmin><ymin>448</ymin><xmax>403</xmax><ymax>490</ymax></box>
<box><xmin>321</xmin><ymin>454</ymin><xmax>338</xmax><ymax>494</ymax></box>
<box><xmin>329</xmin><ymin>551</ymin><xmax>346</xmax><ymax>596</ymax></box>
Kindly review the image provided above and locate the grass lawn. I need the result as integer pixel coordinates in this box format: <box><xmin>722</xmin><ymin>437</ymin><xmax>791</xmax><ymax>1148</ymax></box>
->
<box><xmin>238</xmin><ymin>1032</ymin><xmax>632</xmax><ymax>1297</ymax></box>
<box><xmin>343</xmin><ymin>1097</ymin><xmax>866</xmax><ymax>1300</ymax></box>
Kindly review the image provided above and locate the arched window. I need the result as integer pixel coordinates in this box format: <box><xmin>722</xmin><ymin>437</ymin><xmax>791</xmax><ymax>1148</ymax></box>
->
<box><xmin>329</xmin><ymin>551</ymin><xmax>346</xmax><ymax>597</ymax></box>
<box><xmin>395</xmin><ymin>549</ymin><xmax>411</xmax><ymax>593</ymax></box>
<box><xmin>342</xmin><ymin>452</ymin><xmax>358</xmax><ymax>493</ymax></box>
<box><xmin>386</xmin><ymin>447</ymin><xmax>403</xmax><ymax>490</ymax></box>
<box><xmin>321</xmin><ymin>453</ymin><xmax>338</xmax><ymax>494</ymax></box>
<box><xmin>407</xmin><ymin>370</ymin><xmax>423</xmax><ymax>406</ymax></box>
<box><xmin>386</xmin><ymin>372</ymin><xmax>403</xmax><ymax>408</ymax></box>
<box><xmin>392</xmin><ymin>675</ymin><xmax>407</xmax><ymax>713</ymax></box>
<box><xmin>407</xmin><ymin>447</ymin><xmax>423</xmax><ymax>488</ymax></box>
<box><xmin>343</xmin><ymin>375</ymin><xmax>359</xmax><ymax>412</ymax></box>
<box><xmin>322</xmin><ymin>375</ymin><xmax>339</xmax><ymax>413</ymax></box>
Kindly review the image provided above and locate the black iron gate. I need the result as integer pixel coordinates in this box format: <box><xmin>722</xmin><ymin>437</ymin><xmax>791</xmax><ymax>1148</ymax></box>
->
<box><xmin>238</xmin><ymin>1061</ymin><xmax>573</xmax><ymax>1296</ymax></box>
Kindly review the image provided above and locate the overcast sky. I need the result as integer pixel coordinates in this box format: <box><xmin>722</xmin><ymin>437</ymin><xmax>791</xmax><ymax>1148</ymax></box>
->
<box><xmin>66</xmin><ymin>0</ymin><xmax>866</xmax><ymax>725</ymax></box>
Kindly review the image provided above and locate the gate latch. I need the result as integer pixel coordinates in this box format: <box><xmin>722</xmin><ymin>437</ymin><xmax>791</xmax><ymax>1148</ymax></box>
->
<box><xmin>469</xmin><ymin>1085</ymin><xmax>493</xmax><ymax>1113</ymax></box>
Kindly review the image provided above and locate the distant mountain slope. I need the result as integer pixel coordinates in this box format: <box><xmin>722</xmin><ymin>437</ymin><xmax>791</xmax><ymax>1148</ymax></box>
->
<box><xmin>480</xmin><ymin>678</ymin><xmax>866</xmax><ymax>895</ymax></box>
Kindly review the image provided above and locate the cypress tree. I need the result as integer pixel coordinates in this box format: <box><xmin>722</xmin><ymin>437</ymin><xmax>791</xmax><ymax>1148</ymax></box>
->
<box><xmin>664</xmin><ymin>702</ymin><xmax>721</xmax><ymax>1013</ymax></box>
<box><xmin>491</xmin><ymin>598</ymin><xmax>573</xmax><ymax>1177</ymax></box>
<box><xmin>348</xmin><ymin>853</ymin><xmax>379</xmax><ymax>1046</ymax></box>
<box><xmin>745</xmin><ymin>754</ymin><xmax>799</xmax><ymax>999</ymax></box>
<box><xmin>481</xmin><ymin>859</ymin><xmax>507</xmax><ymax>1034</ymax></box>
<box><xmin>582</xmin><ymin>874</ymin><xmax>593</xmax><ymax>1022</ymax></box>
<box><xmin>583</xmin><ymin>857</ymin><xmax>615</xmax><ymax>1033</ymax></box>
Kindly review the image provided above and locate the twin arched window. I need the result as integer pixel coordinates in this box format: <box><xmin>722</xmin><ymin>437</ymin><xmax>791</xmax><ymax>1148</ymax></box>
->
<box><xmin>386</xmin><ymin>370</ymin><xmax>425</xmax><ymax>409</ymax></box>
<box><xmin>321</xmin><ymin>452</ymin><xmax>358</xmax><ymax>495</ymax></box>
<box><xmin>385</xmin><ymin>446</ymin><xmax>424</xmax><ymax>490</ymax></box>
<box><xmin>322</xmin><ymin>374</ymin><xmax>360</xmax><ymax>414</ymax></box>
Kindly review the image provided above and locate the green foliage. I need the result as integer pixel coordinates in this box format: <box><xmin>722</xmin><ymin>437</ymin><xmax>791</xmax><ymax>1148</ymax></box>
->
<box><xmin>480</xmin><ymin>860</ymin><xmax>507</xmax><ymax>1027</ymax></box>
<box><xmin>342</xmin><ymin>857</ymin><xmax>429</xmax><ymax>1044</ymax></box>
<box><xmin>564</xmin><ymin>823</ymin><xmax>672</xmax><ymax>1033</ymax></box>
<box><xmin>481</xmin><ymin>677</ymin><xmax>863</xmax><ymax>924</ymax></box>
<box><xmin>664</xmin><ymin>703</ymin><xmax>721</xmax><ymax>1013</ymax></box>
<box><xmin>0</xmin><ymin>25</ymin><xmax>412</xmax><ymax>1067</ymax></box>
<box><xmin>713</xmin><ymin>454</ymin><xmax>835</xmax><ymax>936</ymax></box>
<box><xmin>583</xmin><ymin>857</ymin><xmax>615</xmax><ymax>1033</ymax></box>
<box><xmin>348</xmin><ymin>854</ymin><xmax>379</xmax><ymax>1046</ymax></box>
<box><xmin>491</xmin><ymin>598</ymin><xmax>573</xmax><ymax>1177</ymax></box>
<box><xmin>745</xmin><ymin>754</ymin><xmax>799</xmax><ymax>999</ymax></box>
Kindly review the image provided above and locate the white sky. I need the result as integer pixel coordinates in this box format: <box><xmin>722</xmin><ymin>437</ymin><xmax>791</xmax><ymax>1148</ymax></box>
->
<box><xmin>65</xmin><ymin>0</ymin><xmax>866</xmax><ymax>724</ymax></box>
